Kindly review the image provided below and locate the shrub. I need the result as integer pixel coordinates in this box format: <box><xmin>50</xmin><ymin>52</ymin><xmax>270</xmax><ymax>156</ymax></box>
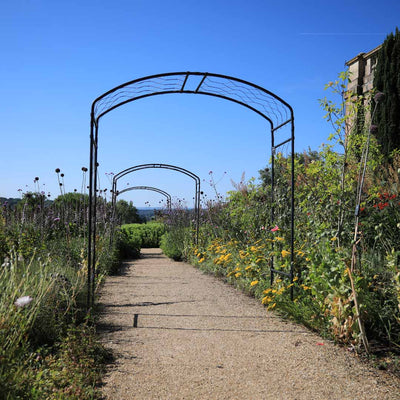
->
<box><xmin>160</xmin><ymin>231</ymin><xmax>184</xmax><ymax>261</ymax></box>
<box><xmin>116</xmin><ymin>228</ymin><xmax>141</xmax><ymax>259</ymax></box>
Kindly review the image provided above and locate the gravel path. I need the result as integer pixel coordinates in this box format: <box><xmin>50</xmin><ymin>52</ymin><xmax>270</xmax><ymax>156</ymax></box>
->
<box><xmin>97</xmin><ymin>248</ymin><xmax>400</xmax><ymax>399</ymax></box>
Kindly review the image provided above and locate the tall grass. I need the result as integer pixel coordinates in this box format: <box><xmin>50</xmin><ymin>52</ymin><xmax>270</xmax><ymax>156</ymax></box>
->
<box><xmin>0</xmin><ymin>171</ymin><xmax>119</xmax><ymax>398</ymax></box>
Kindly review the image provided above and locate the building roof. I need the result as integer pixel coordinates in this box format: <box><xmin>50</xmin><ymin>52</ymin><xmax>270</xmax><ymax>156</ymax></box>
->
<box><xmin>345</xmin><ymin>44</ymin><xmax>382</xmax><ymax>66</ymax></box>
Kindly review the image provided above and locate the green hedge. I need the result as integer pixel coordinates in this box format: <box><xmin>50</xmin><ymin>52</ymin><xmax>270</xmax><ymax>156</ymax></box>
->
<box><xmin>121</xmin><ymin>222</ymin><xmax>166</xmax><ymax>249</ymax></box>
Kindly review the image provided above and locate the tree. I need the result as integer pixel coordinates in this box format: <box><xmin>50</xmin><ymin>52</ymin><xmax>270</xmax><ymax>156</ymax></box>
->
<box><xmin>259</xmin><ymin>149</ymin><xmax>320</xmax><ymax>187</ymax></box>
<box><xmin>115</xmin><ymin>199</ymin><xmax>141</xmax><ymax>224</ymax></box>
<box><xmin>54</xmin><ymin>192</ymin><xmax>89</xmax><ymax>208</ymax></box>
<box><xmin>373</xmin><ymin>27</ymin><xmax>400</xmax><ymax>159</ymax></box>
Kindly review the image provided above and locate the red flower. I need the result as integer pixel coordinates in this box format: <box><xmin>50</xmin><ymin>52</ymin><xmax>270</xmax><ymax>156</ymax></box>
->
<box><xmin>376</xmin><ymin>202</ymin><xmax>389</xmax><ymax>210</ymax></box>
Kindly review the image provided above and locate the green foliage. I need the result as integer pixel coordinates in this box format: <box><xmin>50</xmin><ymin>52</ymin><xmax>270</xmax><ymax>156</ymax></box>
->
<box><xmin>122</xmin><ymin>222</ymin><xmax>166</xmax><ymax>248</ymax></box>
<box><xmin>1</xmin><ymin>322</ymin><xmax>110</xmax><ymax>400</ymax></box>
<box><xmin>0</xmin><ymin>185</ymin><xmax>124</xmax><ymax>398</ymax></box>
<box><xmin>116</xmin><ymin>228</ymin><xmax>142</xmax><ymax>259</ymax></box>
<box><xmin>160</xmin><ymin>230</ymin><xmax>188</xmax><ymax>261</ymax></box>
<box><xmin>53</xmin><ymin>192</ymin><xmax>89</xmax><ymax>208</ymax></box>
<box><xmin>115</xmin><ymin>199</ymin><xmax>141</xmax><ymax>224</ymax></box>
<box><xmin>158</xmin><ymin>203</ymin><xmax>194</xmax><ymax>261</ymax></box>
<box><xmin>117</xmin><ymin>222</ymin><xmax>167</xmax><ymax>260</ymax></box>
<box><xmin>374</xmin><ymin>27</ymin><xmax>400</xmax><ymax>159</ymax></box>
<box><xmin>177</xmin><ymin>72</ymin><xmax>400</xmax><ymax>357</ymax></box>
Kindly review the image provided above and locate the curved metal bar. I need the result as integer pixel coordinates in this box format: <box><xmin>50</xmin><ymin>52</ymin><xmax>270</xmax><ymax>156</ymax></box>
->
<box><xmin>113</xmin><ymin>163</ymin><xmax>201</xmax><ymax>186</ymax></box>
<box><xmin>87</xmin><ymin>71</ymin><xmax>295</xmax><ymax>309</ymax></box>
<box><xmin>116</xmin><ymin>185</ymin><xmax>172</xmax><ymax>210</ymax></box>
<box><xmin>111</xmin><ymin>164</ymin><xmax>200</xmax><ymax>240</ymax></box>
<box><xmin>91</xmin><ymin>72</ymin><xmax>293</xmax><ymax>127</ymax></box>
<box><xmin>95</xmin><ymin>90</ymin><xmax>274</xmax><ymax>129</ymax></box>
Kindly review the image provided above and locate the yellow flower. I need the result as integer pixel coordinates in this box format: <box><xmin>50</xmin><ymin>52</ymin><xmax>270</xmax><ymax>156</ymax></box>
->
<box><xmin>281</xmin><ymin>250</ymin><xmax>291</xmax><ymax>258</ymax></box>
<box><xmin>275</xmin><ymin>236</ymin><xmax>285</xmax><ymax>242</ymax></box>
<box><xmin>262</xmin><ymin>296</ymin><xmax>273</xmax><ymax>304</ymax></box>
<box><xmin>330</xmin><ymin>236</ymin><xmax>337</xmax><ymax>241</ymax></box>
<box><xmin>199</xmin><ymin>257</ymin><xmax>205</xmax><ymax>263</ymax></box>
<box><xmin>245</xmin><ymin>265</ymin><xmax>252</xmax><ymax>271</ymax></box>
<box><xmin>235</xmin><ymin>272</ymin><xmax>242</xmax><ymax>278</ymax></box>
<box><xmin>250</xmin><ymin>280</ymin><xmax>259</xmax><ymax>286</ymax></box>
<box><xmin>293</xmin><ymin>276</ymin><xmax>299</xmax><ymax>282</ymax></box>
<box><xmin>306</xmin><ymin>257</ymin><xmax>311</xmax><ymax>262</ymax></box>
<box><xmin>268</xmin><ymin>303</ymin><xmax>276</xmax><ymax>310</ymax></box>
<box><xmin>277</xmin><ymin>287</ymin><xmax>285</xmax><ymax>295</ymax></box>
<box><xmin>263</xmin><ymin>288</ymin><xmax>272</xmax><ymax>294</ymax></box>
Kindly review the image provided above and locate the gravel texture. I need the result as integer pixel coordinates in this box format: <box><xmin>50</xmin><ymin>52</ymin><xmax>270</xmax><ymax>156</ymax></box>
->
<box><xmin>97</xmin><ymin>248</ymin><xmax>400</xmax><ymax>399</ymax></box>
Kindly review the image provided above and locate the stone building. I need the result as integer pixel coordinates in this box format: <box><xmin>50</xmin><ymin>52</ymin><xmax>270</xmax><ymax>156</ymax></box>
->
<box><xmin>344</xmin><ymin>45</ymin><xmax>381</xmax><ymax>134</ymax></box>
<box><xmin>345</xmin><ymin>44</ymin><xmax>381</xmax><ymax>96</ymax></box>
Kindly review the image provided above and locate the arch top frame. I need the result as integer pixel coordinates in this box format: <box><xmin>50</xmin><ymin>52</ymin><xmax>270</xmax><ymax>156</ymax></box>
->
<box><xmin>115</xmin><ymin>185</ymin><xmax>172</xmax><ymax>207</ymax></box>
<box><xmin>112</xmin><ymin>163</ymin><xmax>201</xmax><ymax>186</ymax></box>
<box><xmin>91</xmin><ymin>71</ymin><xmax>294</xmax><ymax>129</ymax></box>
<box><xmin>110</xmin><ymin>163</ymin><xmax>200</xmax><ymax>214</ymax></box>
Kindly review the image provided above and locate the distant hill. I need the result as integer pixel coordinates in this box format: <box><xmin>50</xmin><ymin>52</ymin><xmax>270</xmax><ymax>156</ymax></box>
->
<box><xmin>137</xmin><ymin>208</ymin><xmax>163</xmax><ymax>221</ymax></box>
<box><xmin>1</xmin><ymin>197</ymin><xmax>53</xmax><ymax>209</ymax></box>
<box><xmin>0</xmin><ymin>197</ymin><xmax>22</xmax><ymax>208</ymax></box>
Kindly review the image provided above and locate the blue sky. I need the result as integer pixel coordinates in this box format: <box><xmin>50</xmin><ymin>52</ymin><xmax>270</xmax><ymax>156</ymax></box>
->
<box><xmin>1</xmin><ymin>0</ymin><xmax>399</xmax><ymax>207</ymax></box>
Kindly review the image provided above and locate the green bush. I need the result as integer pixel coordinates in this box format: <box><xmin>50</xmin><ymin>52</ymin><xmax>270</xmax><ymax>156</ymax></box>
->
<box><xmin>160</xmin><ymin>231</ymin><xmax>183</xmax><ymax>261</ymax></box>
<box><xmin>116</xmin><ymin>228</ymin><xmax>141</xmax><ymax>259</ymax></box>
<box><xmin>121</xmin><ymin>222</ymin><xmax>165</xmax><ymax>248</ymax></box>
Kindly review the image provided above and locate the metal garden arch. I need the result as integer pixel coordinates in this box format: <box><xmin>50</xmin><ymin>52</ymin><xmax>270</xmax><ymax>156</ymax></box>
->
<box><xmin>111</xmin><ymin>163</ymin><xmax>200</xmax><ymax>213</ymax></box>
<box><xmin>114</xmin><ymin>186</ymin><xmax>172</xmax><ymax>210</ymax></box>
<box><xmin>88</xmin><ymin>71</ymin><xmax>295</xmax><ymax>308</ymax></box>
<box><xmin>110</xmin><ymin>163</ymin><xmax>200</xmax><ymax>233</ymax></box>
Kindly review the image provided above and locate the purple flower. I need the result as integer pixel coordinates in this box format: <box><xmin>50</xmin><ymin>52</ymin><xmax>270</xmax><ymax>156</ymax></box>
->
<box><xmin>370</xmin><ymin>124</ymin><xmax>378</xmax><ymax>134</ymax></box>
<box><xmin>54</xmin><ymin>217</ymin><xmax>60</xmax><ymax>222</ymax></box>
<box><xmin>374</xmin><ymin>92</ymin><xmax>385</xmax><ymax>103</ymax></box>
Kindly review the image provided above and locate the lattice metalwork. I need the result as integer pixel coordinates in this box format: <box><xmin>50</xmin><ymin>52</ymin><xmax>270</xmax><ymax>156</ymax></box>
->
<box><xmin>92</xmin><ymin>72</ymin><xmax>292</xmax><ymax>128</ymax></box>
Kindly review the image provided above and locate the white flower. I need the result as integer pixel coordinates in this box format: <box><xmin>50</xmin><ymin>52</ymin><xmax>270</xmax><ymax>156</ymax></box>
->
<box><xmin>1</xmin><ymin>257</ymin><xmax>10</xmax><ymax>268</ymax></box>
<box><xmin>14</xmin><ymin>296</ymin><xmax>33</xmax><ymax>308</ymax></box>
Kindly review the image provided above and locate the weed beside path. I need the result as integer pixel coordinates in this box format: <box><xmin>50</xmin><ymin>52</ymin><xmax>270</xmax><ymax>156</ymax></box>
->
<box><xmin>97</xmin><ymin>249</ymin><xmax>400</xmax><ymax>400</ymax></box>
